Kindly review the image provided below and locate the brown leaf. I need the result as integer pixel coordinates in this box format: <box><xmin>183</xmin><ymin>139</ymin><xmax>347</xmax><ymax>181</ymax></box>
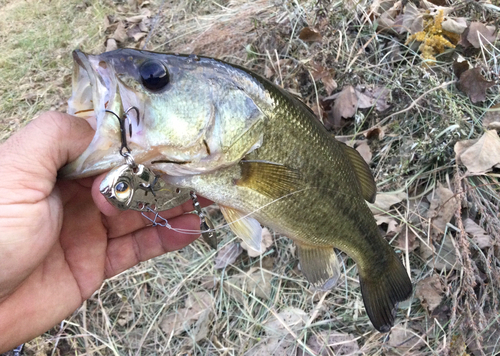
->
<box><xmin>388</xmin><ymin>326</ymin><xmax>426</xmax><ymax>350</ymax></box>
<box><xmin>264</xmin><ymin>307</ymin><xmax>307</xmax><ymax>337</ymax></box>
<box><xmin>331</xmin><ymin>85</ymin><xmax>357</xmax><ymax>124</ymax></box>
<box><xmin>244</xmin><ymin>336</ymin><xmax>295</xmax><ymax>356</ymax></box>
<box><xmin>298</xmin><ymin>27</ymin><xmax>322</xmax><ymax>42</ymax></box>
<box><xmin>466</xmin><ymin>22</ymin><xmax>497</xmax><ymax>49</ymax></box>
<box><xmin>398</xmin><ymin>2</ymin><xmax>424</xmax><ymax>34</ymax></box>
<box><xmin>355</xmin><ymin>85</ymin><xmax>391</xmax><ymax>112</ymax></box>
<box><xmin>321</xmin><ymin>76</ymin><xmax>338</xmax><ymax>96</ymax></box>
<box><xmin>365</xmin><ymin>126</ymin><xmax>385</xmax><ymax>140</ymax></box>
<box><xmin>452</xmin><ymin>59</ymin><xmax>470</xmax><ymax>79</ymax></box>
<box><xmin>355</xmin><ymin>141</ymin><xmax>372</xmax><ymax>164</ymax></box>
<box><xmin>456</xmin><ymin>67</ymin><xmax>494</xmax><ymax>103</ymax></box>
<box><xmin>441</xmin><ymin>17</ymin><xmax>467</xmax><ymax>34</ymax></box>
<box><xmin>394</xmin><ymin>229</ymin><xmax>419</xmax><ymax>252</ymax></box>
<box><xmin>376</xmin><ymin>0</ymin><xmax>403</xmax><ymax>32</ymax></box>
<box><xmin>311</xmin><ymin>63</ymin><xmax>337</xmax><ymax>95</ymax></box>
<box><xmin>159</xmin><ymin>291</ymin><xmax>214</xmax><ymax>336</ymax></box>
<box><xmin>224</xmin><ymin>268</ymin><xmax>272</xmax><ymax>304</ymax></box>
<box><xmin>298</xmin><ymin>331</ymin><xmax>359</xmax><ymax>356</ymax></box>
<box><xmin>112</xmin><ymin>21</ymin><xmax>128</xmax><ymax>43</ymax></box>
<box><xmin>464</xmin><ymin>218</ymin><xmax>492</xmax><ymax>249</ymax></box>
<box><xmin>454</xmin><ymin>130</ymin><xmax>500</xmax><ymax>174</ymax></box>
<box><xmin>241</xmin><ymin>227</ymin><xmax>273</xmax><ymax>257</ymax></box>
<box><xmin>419</xmin><ymin>234</ymin><xmax>460</xmax><ymax>271</ymax></box>
<box><xmin>214</xmin><ymin>242</ymin><xmax>243</xmax><ymax>269</ymax></box>
<box><xmin>105</xmin><ymin>38</ymin><xmax>118</xmax><ymax>52</ymax></box>
<box><xmin>369</xmin><ymin>191</ymin><xmax>407</xmax><ymax>214</ymax></box>
<box><xmin>415</xmin><ymin>275</ymin><xmax>444</xmax><ymax>312</ymax></box>
<box><xmin>374</xmin><ymin>214</ymin><xmax>401</xmax><ymax>237</ymax></box>
<box><xmin>482</xmin><ymin>103</ymin><xmax>500</xmax><ymax>130</ymax></box>
<box><xmin>426</xmin><ymin>185</ymin><xmax>458</xmax><ymax>237</ymax></box>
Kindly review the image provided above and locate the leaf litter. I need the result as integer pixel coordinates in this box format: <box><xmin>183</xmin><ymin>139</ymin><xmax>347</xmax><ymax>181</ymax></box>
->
<box><xmin>454</xmin><ymin>130</ymin><xmax>500</xmax><ymax>174</ymax></box>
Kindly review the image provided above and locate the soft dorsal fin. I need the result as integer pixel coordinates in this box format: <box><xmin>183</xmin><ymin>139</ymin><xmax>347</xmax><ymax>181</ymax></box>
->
<box><xmin>341</xmin><ymin>143</ymin><xmax>377</xmax><ymax>203</ymax></box>
<box><xmin>236</xmin><ymin>160</ymin><xmax>302</xmax><ymax>199</ymax></box>
<box><xmin>219</xmin><ymin>205</ymin><xmax>263</xmax><ymax>253</ymax></box>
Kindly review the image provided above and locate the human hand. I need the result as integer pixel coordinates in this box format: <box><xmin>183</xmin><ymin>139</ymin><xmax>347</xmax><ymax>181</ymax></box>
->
<box><xmin>0</xmin><ymin>112</ymin><xmax>203</xmax><ymax>352</ymax></box>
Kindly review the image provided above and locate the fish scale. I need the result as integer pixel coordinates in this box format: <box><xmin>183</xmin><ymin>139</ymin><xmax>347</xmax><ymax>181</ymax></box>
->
<box><xmin>61</xmin><ymin>49</ymin><xmax>412</xmax><ymax>332</ymax></box>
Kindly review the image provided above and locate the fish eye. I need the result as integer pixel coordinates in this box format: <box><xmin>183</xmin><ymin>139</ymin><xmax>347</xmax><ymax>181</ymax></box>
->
<box><xmin>114</xmin><ymin>181</ymin><xmax>131</xmax><ymax>201</ymax></box>
<box><xmin>139</xmin><ymin>60</ymin><xmax>169</xmax><ymax>92</ymax></box>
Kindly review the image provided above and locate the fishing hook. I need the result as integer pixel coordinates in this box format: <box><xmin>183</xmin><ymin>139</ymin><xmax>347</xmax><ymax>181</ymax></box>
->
<box><xmin>105</xmin><ymin>106</ymin><xmax>140</xmax><ymax>157</ymax></box>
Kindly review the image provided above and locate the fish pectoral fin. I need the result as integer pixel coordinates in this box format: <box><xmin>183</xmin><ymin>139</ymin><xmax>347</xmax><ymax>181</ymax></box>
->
<box><xmin>359</xmin><ymin>251</ymin><xmax>413</xmax><ymax>332</ymax></box>
<box><xmin>297</xmin><ymin>244</ymin><xmax>341</xmax><ymax>291</ymax></box>
<box><xmin>220</xmin><ymin>205</ymin><xmax>263</xmax><ymax>253</ymax></box>
<box><xmin>341</xmin><ymin>144</ymin><xmax>377</xmax><ymax>203</ymax></box>
<box><xmin>237</xmin><ymin>160</ymin><xmax>302</xmax><ymax>200</ymax></box>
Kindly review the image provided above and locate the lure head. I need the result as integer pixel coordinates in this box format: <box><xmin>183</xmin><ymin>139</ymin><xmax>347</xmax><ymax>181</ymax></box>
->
<box><xmin>100</xmin><ymin>163</ymin><xmax>192</xmax><ymax>211</ymax></box>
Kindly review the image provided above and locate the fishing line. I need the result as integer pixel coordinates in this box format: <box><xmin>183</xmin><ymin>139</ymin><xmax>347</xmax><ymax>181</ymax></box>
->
<box><xmin>143</xmin><ymin>186</ymin><xmax>313</xmax><ymax>235</ymax></box>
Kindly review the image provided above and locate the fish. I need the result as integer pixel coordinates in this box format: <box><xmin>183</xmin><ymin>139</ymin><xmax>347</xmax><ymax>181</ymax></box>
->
<box><xmin>60</xmin><ymin>49</ymin><xmax>413</xmax><ymax>332</ymax></box>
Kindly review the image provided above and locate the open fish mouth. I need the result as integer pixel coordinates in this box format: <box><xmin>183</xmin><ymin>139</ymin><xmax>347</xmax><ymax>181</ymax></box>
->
<box><xmin>59</xmin><ymin>50</ymin><xmax>146</xmax><ymax>179</ymax></box>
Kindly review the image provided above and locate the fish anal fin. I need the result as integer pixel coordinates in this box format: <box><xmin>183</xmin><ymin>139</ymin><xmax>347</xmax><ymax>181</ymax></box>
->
<box><xmin>220</xmin><ymin>205</ymin><xmax>262</xmax><ymax>253</ymax></box>
<box><xmin>297</xmin><ymin>244</ymin><xmax>341</xmax><ymax>291</ymax></box>
<box><xmin>341</xmin><ymin>144</ymin><xmax>377</xmax><ymax>203</ymax></box>
<box><xmin>236</xmin><ymin>160</ymin><xmax>302</xmax><ymax>200</ymax></box>
<box><xmin>359</xmin><ymin>251</ymin><xmax>413</xmax><ymax>332</ymax></box>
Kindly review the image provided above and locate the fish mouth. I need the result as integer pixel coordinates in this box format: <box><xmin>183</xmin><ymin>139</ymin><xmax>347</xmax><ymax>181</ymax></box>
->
<box><xmin>59</xmin><ymin>50</ymin><xmax>147</xmax><ymax>179</ymax></box>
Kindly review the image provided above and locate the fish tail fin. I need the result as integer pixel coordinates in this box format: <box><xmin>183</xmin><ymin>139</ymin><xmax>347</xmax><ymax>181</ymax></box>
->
<box><xmin>359</xmin><ymin>252</ymin><xmax>412</xmax><ymax>332</ymax></box>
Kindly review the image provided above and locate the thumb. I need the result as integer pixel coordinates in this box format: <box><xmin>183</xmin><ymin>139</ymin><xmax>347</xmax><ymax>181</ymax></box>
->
<box><xmin>0</xmin><ymin>112</ymin><xmax>94</xmax><ymax>202</ymax></box>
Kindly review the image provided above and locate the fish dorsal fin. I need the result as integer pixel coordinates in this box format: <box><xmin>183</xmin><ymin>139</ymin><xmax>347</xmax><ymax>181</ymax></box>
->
<box><xmin>220</xmin><ymin>205</ymin><xmax>263</xmax><ymax>253</ymax></box>
<box><xmin>341</xmin><ymin>143</ymin><xmax>377</xmax><ymax>203</ymax></box>
<box><xmin>297</xmin><ymin>244</ymin><xmax>341</xmax><ymax>291</ymax></box>
<box><xmin>236</xmin><ymin>160</ymin><xmax>302</xmax><ymax>200</ymax></box>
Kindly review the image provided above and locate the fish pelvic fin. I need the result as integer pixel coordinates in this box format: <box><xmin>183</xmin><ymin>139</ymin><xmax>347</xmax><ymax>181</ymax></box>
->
<box><xmin>297</xmin><ymin>244</ymin><xmax>341</xmax><ymax>291</ymax></box>
<box><xmin>359</xmin><ymin>251</ymin><xmax>413</xmax><ymax>332</ymax></box>
<box><xmin>220</xmin><ymin>205</ymin><xmax>263</xmax><ymax>253</ymax></box>
<box><xmin>341</xmin><ymin>144</ymin><xmax>377</xmax><ymax>203</ymax></box>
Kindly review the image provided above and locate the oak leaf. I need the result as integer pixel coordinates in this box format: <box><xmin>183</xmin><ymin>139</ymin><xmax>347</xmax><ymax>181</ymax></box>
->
<box><xmin>456</xmin><ymin>67</ymin><xmax>494</xmax><ymax>103</ymax></box>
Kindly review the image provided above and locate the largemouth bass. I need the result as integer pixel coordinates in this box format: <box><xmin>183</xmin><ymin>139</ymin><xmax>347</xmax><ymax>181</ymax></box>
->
<box><xmin>60</xmin><ymin>49</ymin><xmax>412</xmax><ymax>332</ymax></box>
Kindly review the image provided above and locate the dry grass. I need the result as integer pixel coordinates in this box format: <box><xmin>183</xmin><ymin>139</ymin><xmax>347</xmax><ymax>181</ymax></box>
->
<box><xmin>1</xmin><ymin>0</ymin><xmax>500</xmax><ymax>355</ymax></box>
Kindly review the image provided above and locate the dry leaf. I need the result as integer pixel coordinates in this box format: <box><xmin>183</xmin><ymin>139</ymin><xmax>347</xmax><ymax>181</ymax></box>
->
<box><xmin>299</xmin><ymin>27</ymin><xmax>322</xmax><ymax>42</ymax></box>
<box><xmin>298</xmin><ymin>331</ymin><xmax>359</xmax><ymax>356</ymax></box>
<box><xmin>466</xmin><ymin>22</ymin><xmax>497</xmax><ymax>49</ymax></box>
<box><xmin>224</xmin><ymin>268</ymin><xmax>272</xmax><ymax>303</ymax></box>
<box><xmin>311</xmin><ymin>63</ymin><xmax>337</xmax><ymax>95</ymax></box>
<box><xmin>332</xmin><ymin>85</ymin><xmax>357</xmax><ymax>124</ymax></box>
<box><xmin>464</xmin><ymin>218</ymin><xmax>492</xmax><ymax>249</ymax></box>
<box><xmin>415</xmin><ymin>275</ymin><xmax>444</xmax><ymax>312</ymax></box>
<box><xmin>355</xmin><ymin>85</ymin><xmax>391</xmax><ymax>111</ymax></box>
<box><xmin>454</xmin><ymin>130</ymin><xmax>500</xmax><ymax>174</ymax></box>
<box><xmin>365</xmin><ymin>126</ymin><xmax>385</xmax><ymax>140</ymax></box>
<box><xmin>482</xmin><ymin>103</ymin><xmax>500</xmax><ymax>130</ymax></box>
<box><xmin>394</xmin><ymin>229</ymin><xmax>419</xmax><ymax>252</ymax></box>
<box><xmin>159</xmin><ymin>291</ymin><xmax>214</xmax><ymax>336</ymax></box>
<box><xmin>388</xmin><ymin>326</ymin><xmax>426</xmax><ymax>350</ymax></box>
<box><xmin>456</xmin><ymin>67</ymin><xmax>494</xmax><ymax>103</ymax></box>
<box><xmin>112</xmin><ymin>21</ymin><xmax>128</xmax><ymax>43</ymax></box>
<box><xmin>419</xmin><ymin>234</ymin><xmax>460</xmax><ymax>271</ymax></box>
<box><xmin>241</xmin><ymin>227</ymin><xmax>273</xmax><ymax>257</ymax></box>
<box><xmin>244</xmin><ymin>336</ymin><xmax>295</xmax><ymax>356</ymax></box>
<box><xmin>355</xmin><ymin>141</ymin><xmax>372</xmax><ymax>164</ymax></box>
<box><xmin>398</xmin><ymin>2</ymin><xmax>424</xmax><ymax>34</ymax></box>
<box><xmin>452</xmin><ymin>58</ymin><xmax>470</xmax><ymax>78</ymax></box>
<box><xmin>426</xmin><ymin>185</ymin><xmax>458</xmax><ymax>236</ymax></box>
<box><xmin>215</xmin><ymin>242</ymin><xmax>243</xmax><ymax>269</ymax></box>
<box><xmin>375</xmin><ymin>214</ymin><xmax>401</xmax><ymax>236</ymax></box>
<box><xmin>369</xmin><ymin>191</ymin><xmax>407</xmax><ymax>214</ymax></box>
<box><xmin>376</xmin><ymin>0</ymin><xmax>403</xmax><ymax>31</ymax></box>
<box><xmin>105</xmin><ymin>38</ymin><xmax>118</xmax><ymax>52</ymax></box>
<box><xmin>264</xmin><ymin>307</ymin><xmax>307</xmax><ymax>337</ymax></box>
<box><xmin>441</xmin><ymin>17</ymin><xmax>467</xmax><ymax>34</ymax></box>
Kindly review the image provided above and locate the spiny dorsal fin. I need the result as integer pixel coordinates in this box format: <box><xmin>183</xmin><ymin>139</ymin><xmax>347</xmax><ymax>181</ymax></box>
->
<box><xmin>236</xmin><ymin>160</ymin><xmax>302</xmax><ymax>200</ymax></box>
<box><xmin>297</xmin><ymin>244</ymin><xmax>341</xmax><ymax>291</ymax></box>
<box><xmin>219</xmin><ymin>205</ymin><xmax>263</xmax><ymax>253</ymax></box>
<box><xmin>341</xmin><ymin>143</ymin><xmax>377</xmax><ymax>203</ymax></box>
